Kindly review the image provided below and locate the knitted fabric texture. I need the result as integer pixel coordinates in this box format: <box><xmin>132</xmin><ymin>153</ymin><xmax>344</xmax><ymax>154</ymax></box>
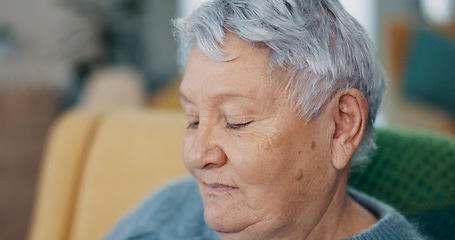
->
<box><xmin>349</xmin><ymin>128</ymin><xmax>455</xmax><ymax>239</ymax></box>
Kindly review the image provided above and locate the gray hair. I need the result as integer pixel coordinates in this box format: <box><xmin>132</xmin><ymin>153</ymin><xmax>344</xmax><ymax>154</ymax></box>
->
<box><xmin>174</xmin><ymin>0</ymin><xmax>385</xmax><ymax>166</ymax></box>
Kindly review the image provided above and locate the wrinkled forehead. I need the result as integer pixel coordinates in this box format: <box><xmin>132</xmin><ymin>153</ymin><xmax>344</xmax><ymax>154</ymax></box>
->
<box><xmin>179</xmin><ymin>35</ymin><xmax>287</xmax><ymax>104</ymax></box>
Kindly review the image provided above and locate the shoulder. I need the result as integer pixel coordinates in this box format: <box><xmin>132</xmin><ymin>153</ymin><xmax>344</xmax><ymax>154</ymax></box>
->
<box><xmin>104</xmin><ymin>176</ymin><xmax>217</xmax><ymax>240</ymax></box>
<box><xmin>346</xmin><ymin>188</ymin><xmax>426</xmax><ymax>240</ymax></box>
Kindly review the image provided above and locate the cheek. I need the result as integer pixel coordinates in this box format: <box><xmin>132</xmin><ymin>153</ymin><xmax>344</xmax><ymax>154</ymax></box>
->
<box><xmin>296</xmin><ymin>138</ymin><xmax>336</xmax><ymax>195</ymax></box>
<box><xmin>182</xmin><ymin>134</ymin><xmax>195</xmax><ymax>172</ymax></box>
<box><xmin>228</xmin><ymin>131</ymin><xmax>294</xmax><ymax>185</ymax></box>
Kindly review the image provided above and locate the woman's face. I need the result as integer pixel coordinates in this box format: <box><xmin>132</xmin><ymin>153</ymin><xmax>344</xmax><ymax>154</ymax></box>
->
<box><xmin>179</xmin><ymin>36</ymin><xmax>339</xmax><ymax>239</ymax></box>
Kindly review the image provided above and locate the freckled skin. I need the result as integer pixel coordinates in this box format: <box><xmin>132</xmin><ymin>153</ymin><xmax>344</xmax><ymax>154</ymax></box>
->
<box><xmin>179</xmin><ymin>35</ymin><xmax>376</xmax><ymax>240</ymax></box>
<box><xmin>294</xmin><ymin>169</ymin><xmax>304</xmax><ymax>181</ymax></box>
<box><xmin>311</xmin><ymin>141</ymin><xmax>317</xmax><ymax>150</ymax></box>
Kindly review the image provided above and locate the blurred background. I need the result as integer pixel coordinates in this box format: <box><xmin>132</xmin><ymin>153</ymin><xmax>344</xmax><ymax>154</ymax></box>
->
<box><xmin>0</xmin><ymin>0</ymin><xmax>454</xmax><ymax>239</ymax></box>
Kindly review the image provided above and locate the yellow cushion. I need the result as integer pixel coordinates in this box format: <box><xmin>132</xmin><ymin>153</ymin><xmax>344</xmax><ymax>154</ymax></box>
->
<box><xmin>29</xmin><ymin>109</ymin><xmax>189</xmax><ymax>240</ymax></box>
<box><xmin>28</xmin><ymin>109</ymin><xmax>102</xmax><ymax>240</ymax></box>
<box><xmin>70</xmin><ymin>109</ymin><xmax>187</xmax><ymax>239</ymax></box>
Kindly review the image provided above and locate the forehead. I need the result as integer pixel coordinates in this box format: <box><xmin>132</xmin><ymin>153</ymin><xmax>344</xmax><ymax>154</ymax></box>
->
<box><xmin>180</xmin><ymin>35</ymin><xmax>272</xmax><ymax>100</ymax></box>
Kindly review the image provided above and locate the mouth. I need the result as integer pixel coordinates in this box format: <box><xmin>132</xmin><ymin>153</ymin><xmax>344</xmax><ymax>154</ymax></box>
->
<box><xmin>203</xmin><ymin>182</ymin><xmax>239</xmax><ymax>193</ymax></box>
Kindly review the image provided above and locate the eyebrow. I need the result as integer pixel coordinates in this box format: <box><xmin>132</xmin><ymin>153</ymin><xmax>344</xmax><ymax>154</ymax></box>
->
<box><xmin>178</xmin><ymin>90</ymin><xmax>256</xmax><ymax>104</ymax></box>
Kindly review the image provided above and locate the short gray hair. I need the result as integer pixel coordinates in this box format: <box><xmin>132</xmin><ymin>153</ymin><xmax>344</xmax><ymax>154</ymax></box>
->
<box><xmin>174</xmin><ymin>0</ymin><xmax>385</xmax><ymax>166</ymax></box>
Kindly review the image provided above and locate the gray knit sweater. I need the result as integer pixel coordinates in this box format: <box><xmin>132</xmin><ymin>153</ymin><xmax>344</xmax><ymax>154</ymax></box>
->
<box><xmin>105</xmin><ymin>176</ymin><xmax>425</xmax><ymax>240</ymax></box>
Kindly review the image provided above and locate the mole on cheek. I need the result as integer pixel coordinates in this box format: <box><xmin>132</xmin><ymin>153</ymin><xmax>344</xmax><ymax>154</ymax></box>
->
<box><xmin>294</xmin><ymin>169</ymin><xmax>303</xmax><ymax>181</ymax></box>
<box><xmin>311</xmin><ymin>141</ymin><xmax>316</xmax><ymax>150</ymax></box>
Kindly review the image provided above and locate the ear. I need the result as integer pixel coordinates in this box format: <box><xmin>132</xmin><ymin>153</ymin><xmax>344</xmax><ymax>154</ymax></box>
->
<box><xmin>330</xmin><ymin>89</ymin><xmax>368</xmax><ymax>170</ymax></box>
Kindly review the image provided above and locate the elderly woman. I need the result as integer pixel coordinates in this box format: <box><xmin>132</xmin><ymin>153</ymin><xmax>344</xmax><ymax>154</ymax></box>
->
<box><xmin>106</xmin><ymin>0</ymin><xmax>424</xmax><ymax>239</ymax></box>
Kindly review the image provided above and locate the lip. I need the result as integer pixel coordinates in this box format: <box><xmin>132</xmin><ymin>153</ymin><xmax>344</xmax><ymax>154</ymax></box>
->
<box><xmin>203</xmin><ymin>182</ymin><xmax>239</xmax><ymax>193</ymax></box>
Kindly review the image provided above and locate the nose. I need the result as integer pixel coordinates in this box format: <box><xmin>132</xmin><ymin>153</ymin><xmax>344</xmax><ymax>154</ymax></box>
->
<box><xmin>184</xmin><ymin>127</ymin><xmax>227</xmax><ymax>170</ymax></box>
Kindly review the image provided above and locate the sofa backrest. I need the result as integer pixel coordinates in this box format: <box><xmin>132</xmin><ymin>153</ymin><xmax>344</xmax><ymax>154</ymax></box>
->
<box><xmin>28</xmin><ymin>109</ymin><xmax>188</xmax><ymax>240</ymax></box>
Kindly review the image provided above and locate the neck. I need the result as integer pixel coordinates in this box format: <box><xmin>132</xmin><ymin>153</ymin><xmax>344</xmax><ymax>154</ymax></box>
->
<box><xmin>305</xmin><ymin>173</ymin><xmax>378</xmax><ymax>240</ymax></box>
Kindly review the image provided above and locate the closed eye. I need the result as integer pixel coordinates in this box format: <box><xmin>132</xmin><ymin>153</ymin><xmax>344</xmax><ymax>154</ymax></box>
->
<box><xmin>187</xmin><ymin>122</ymin><xmax>199</xmax><ymax>130</ymax></box>
<box><xmin>226</xmin><ymin>121</ymin><xmax>252</xmax><ymax>130</ymax></box>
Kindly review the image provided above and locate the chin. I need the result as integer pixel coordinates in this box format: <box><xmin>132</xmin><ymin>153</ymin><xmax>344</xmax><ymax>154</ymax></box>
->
<box><xmin>204</xmin><ymin>206</ymin><xmax>247</xmax><ymax>234</ymax></box>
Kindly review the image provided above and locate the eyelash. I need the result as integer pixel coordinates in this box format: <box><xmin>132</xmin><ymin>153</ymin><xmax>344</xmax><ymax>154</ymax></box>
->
<box><xmin>226</xmin><ymin>121</ymin><xmax>252</xmax><ymax>130</ymax></box>
<box><xmin>186</xmin><ymin>121</ymin><xmax>252</xmax><ymax>130</ymax></box>
<box><xmin>187</xmin><ymin>122</ymin><xmax>199</xmax><ymax>130</ymax></box>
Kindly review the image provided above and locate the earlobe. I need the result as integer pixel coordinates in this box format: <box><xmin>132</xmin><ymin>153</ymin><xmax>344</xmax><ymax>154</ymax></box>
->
<box><xmin>331</xmin><ymin>89</ymin><xmax>368</xmax><ymax>170</ymax></box>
